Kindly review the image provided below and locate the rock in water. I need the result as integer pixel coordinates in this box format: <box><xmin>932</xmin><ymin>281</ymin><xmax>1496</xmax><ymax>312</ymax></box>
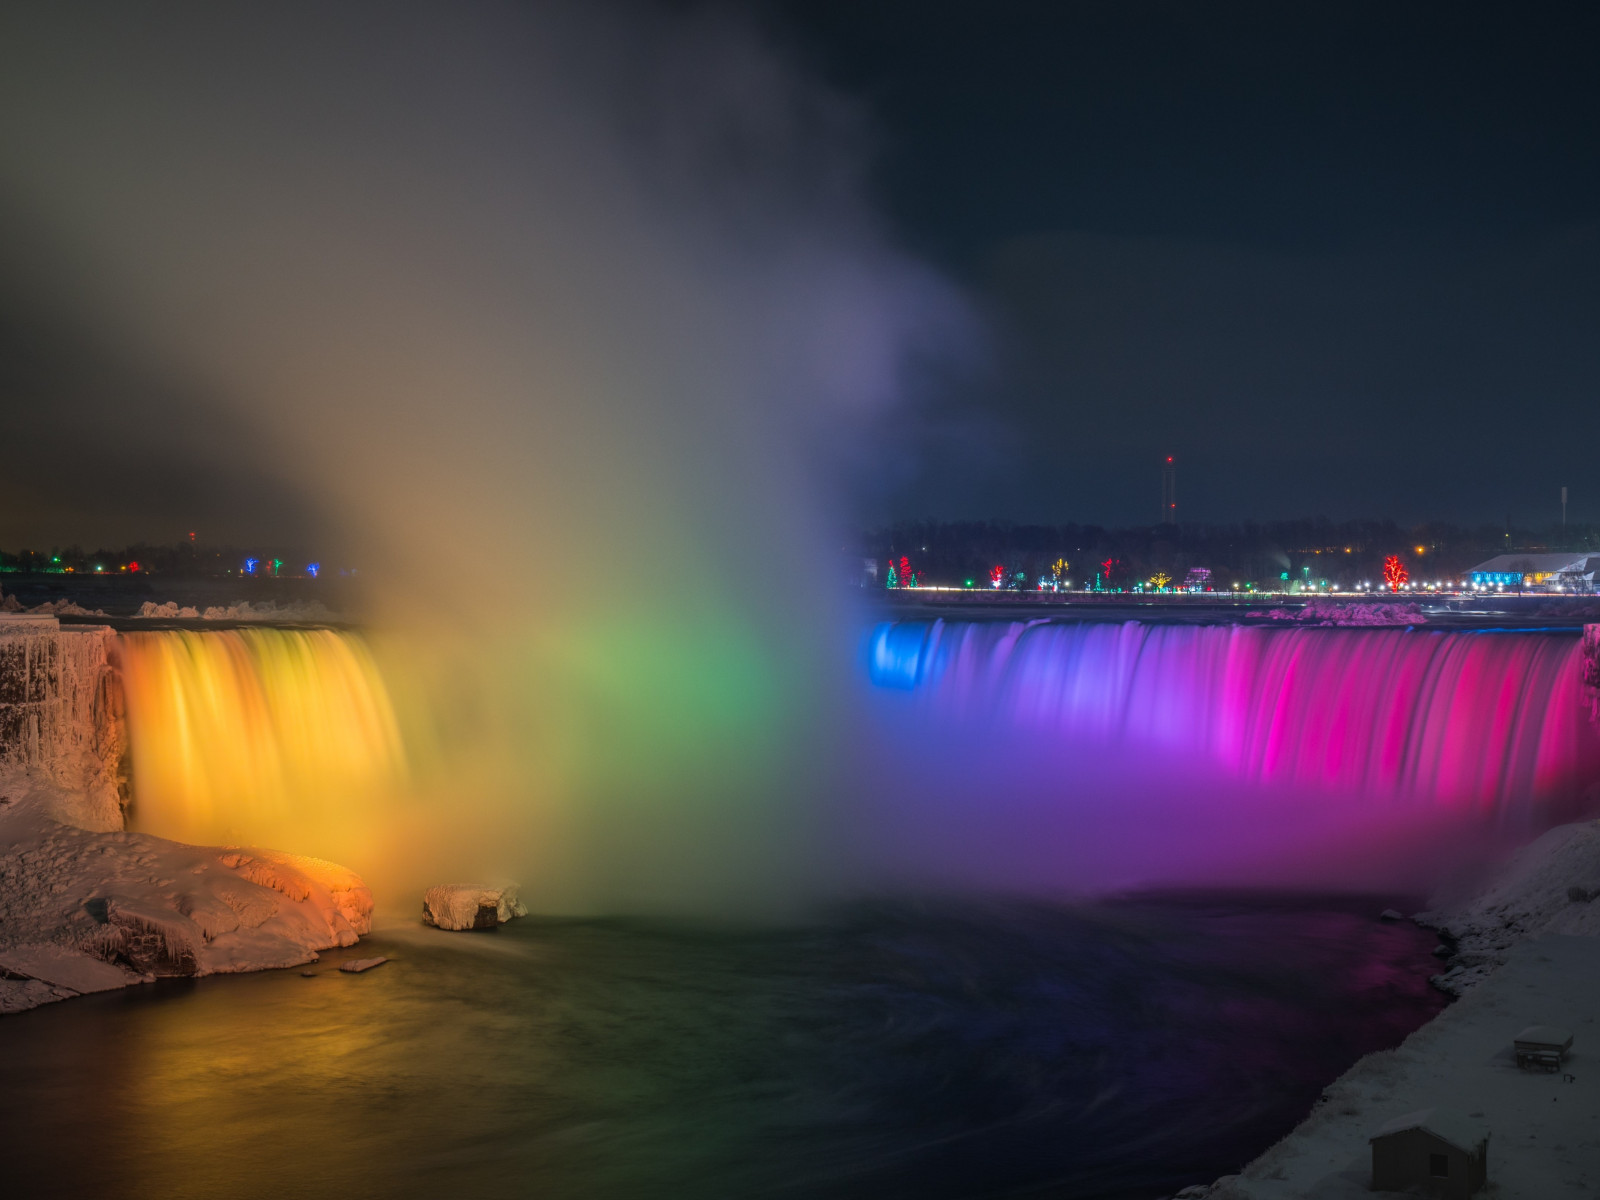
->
<box><xmin>338</xmin><ymin>956</ymin><xmax>387</xmax><ymax>974</ymax></box>
<box><xmin>421</xmin><ymin>883</ymin><xmax>528</xmax><ymax>931</ymax></box>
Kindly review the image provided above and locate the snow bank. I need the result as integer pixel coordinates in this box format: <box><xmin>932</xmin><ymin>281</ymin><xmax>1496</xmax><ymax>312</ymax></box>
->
<box><xmin>421</xmin><ymin>883</ymin><xmax>528</xmax><ymax>931</ymax></box>
<box><xmin>1169</xmin><ymin>819</ymin><xmax>1600</xmax><ymax>1198</ymax></box>
<box><xmin>1415</xmin><ymin>819</ymin><xmax>1600</xmax><ymax>995</ymax></box>
<box><xmin>0</xmin><ymin>774</ymin><xmax>373</xmax><ymax>1014</ymax></box>
<box><xmin>1188</xmin><ymin>936</ymin><xmax>1600</xmax><ymax>1199</ymax></box>
<box><xmin>135</xmin><ymin>599</ymin><xmax>339</xmax><ymax>623</ymax></box>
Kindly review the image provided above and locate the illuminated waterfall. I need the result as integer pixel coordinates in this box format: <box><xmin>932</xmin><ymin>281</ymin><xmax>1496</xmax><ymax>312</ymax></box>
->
<box><xmin>117</xmin><ymin>629</ymin><xmax>406</xmax><ymax>849</ymax></box>
<box><xmin>869</xmin><ymin>620</ymin><xmax>1600</xmax><ymax>814</ymax></box>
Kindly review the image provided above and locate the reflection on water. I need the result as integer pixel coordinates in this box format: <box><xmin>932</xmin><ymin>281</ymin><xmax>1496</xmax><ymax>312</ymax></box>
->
<box><xmin>0</xmin><ymin>896</ymin><xmax>1445</xmax><ymax>1199</ymax></box>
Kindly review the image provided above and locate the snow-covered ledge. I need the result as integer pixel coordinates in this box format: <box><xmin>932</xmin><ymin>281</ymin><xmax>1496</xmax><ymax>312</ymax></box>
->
<box><xmin>0</xmin><ymin>774</ymin><xmax>375</xmax><ymax>1014</ymax></box>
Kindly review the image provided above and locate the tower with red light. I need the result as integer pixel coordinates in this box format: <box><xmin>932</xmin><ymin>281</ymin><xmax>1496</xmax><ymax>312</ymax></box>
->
<box><xmin>1161</xmin><ymin>456</ymin><xmax>1176</xmax><ymax>524</ymax></box>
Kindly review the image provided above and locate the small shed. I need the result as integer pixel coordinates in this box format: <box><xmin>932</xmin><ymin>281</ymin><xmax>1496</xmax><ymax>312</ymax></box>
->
<box><xmin>1513</xmin><ymin>1025</ymin><xmax>1572</xmax><ymax>1072</ymax></box>
<box><xmin>1370</xmin><ymin>1108</ymin><xmax>1487</xmax><ymax>1198</ymax></box>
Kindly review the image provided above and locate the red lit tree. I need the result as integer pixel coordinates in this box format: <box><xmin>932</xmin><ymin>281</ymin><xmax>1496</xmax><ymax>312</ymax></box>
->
<box><xmin>1099</xmin><ymin>557</ymin><xmax>1128</xmax><ymax>590</ymax></box>
<box><xmin>989</xmin><ymin>564</ymin><xmax>1004</xmax><ymax>588</ymax></box>
<box><xmin>899</xmin><ymin>556</ymin><xmax>912</xmax><ymax>589</ymax></box>
<box><xmin>1382</xmin><ymin>555</ymin><xmax>1409</xmax><ymax>593</ymax></box>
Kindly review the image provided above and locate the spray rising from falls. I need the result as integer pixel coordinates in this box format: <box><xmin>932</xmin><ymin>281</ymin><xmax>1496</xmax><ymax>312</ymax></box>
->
<box><xmin>869</xmin><ymin>620</ymin><xmax>1600</xmax><ymax>815</ymax></box>
<box><xmin>0</xmin><ymin>4</ymin><xmax>972</xmax><ymax>909</ymax></box>
<box><xmin>116</xmin><ymin>629</ymin><xmax>406</xmax><ymax>851</ymax></box>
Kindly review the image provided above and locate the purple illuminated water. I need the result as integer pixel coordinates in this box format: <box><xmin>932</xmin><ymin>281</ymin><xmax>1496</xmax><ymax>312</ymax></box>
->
<box><xmin>869</xmin><ymin>620</ymin><xmax>1600</xmax><ymax>812</ymax></box>
<box><xmin>856</xmin><ymin>620</ymin><xmax>1600</xmax><ymax>894</ymax></box>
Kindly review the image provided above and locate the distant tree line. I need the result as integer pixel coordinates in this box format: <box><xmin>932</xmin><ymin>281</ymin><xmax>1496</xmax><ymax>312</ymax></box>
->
<box><xmin>0</xmin><ymin>542</ymin><xmax>316</xmax><ymax>578</ymax></box>
<box><xmin>855</xmin><ymin>518</ymin><xmax>1600</xmax><ymax>592</ymax></box>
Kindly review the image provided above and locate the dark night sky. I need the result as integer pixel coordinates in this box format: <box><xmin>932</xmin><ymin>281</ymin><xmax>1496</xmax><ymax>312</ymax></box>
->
<box><xmin>0</xmin><ymin>2</ymin><xmax>1596</xmax><ymax>548</ymax></box>
<box><xmin>774</xmin><ymin>1</ymin><xmax>1600</xmax><ymax>528</ymax></box>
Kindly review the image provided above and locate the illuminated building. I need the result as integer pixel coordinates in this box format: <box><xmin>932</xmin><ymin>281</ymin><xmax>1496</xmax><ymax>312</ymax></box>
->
<box><xmin>1466</xmin><ymin>553</ymin><xmax>1599</xmax><ymax>592</ymax></box>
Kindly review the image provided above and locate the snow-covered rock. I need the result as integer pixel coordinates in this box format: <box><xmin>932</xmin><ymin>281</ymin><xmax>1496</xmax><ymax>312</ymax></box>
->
<box><xmin>26</xmin><ymin>599</ymin><xmax>108</xmax><ymax>617</ymax></box>
<box><xmin>0</xmin><ymin>775</ymin><xmax>374</xmax><ymax>1013</ymax></box>
<box><xmin>131</xmin><ymin>599</ymin><xmax>339</xmax><ymax>623</ymax></box>
<box><xmin>421</xmin><ymin>883</ymin><xmax>528</xmax><ymax>931</ymax></box>
<box><xmin>135</xmin><ymin>601</ymin><xmax>200</xmax><ymax>619</ymax></box>
<box><xmin>1248</xmin><ymin>601</ymin><xmax>1427</xmax><ymax>626</ymax></box>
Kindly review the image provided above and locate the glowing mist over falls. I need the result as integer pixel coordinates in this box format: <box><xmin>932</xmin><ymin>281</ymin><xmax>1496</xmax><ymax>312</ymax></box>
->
<box><xmin>869</xmin><ymin>620</ymin><xmax>1600</xmax><ymax>815</ymax></box>
<box><xmin>117</xmin><ymin>629</ymin><xmax>406</xmax><ymax>850</ymax></box>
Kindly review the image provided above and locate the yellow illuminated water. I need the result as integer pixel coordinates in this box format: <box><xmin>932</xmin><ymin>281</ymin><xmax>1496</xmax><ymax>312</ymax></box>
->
<box><xmin>117</xmin><ymin>628</ymin><xmax>407</xmax><ymax>855</ymax></box>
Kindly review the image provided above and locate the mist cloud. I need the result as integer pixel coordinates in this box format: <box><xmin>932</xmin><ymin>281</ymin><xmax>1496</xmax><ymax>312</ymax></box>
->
<box><xmin>0</xmin><ymin>1</ymin><xmax>969</xmax><ymax>909</ymax></box>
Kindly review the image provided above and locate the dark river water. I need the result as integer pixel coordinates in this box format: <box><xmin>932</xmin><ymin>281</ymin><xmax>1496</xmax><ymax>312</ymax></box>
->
<box><xmin>0</xmin><ymin>893</ymin><xmax>1446</xmax><ymax>1200</ymax></box>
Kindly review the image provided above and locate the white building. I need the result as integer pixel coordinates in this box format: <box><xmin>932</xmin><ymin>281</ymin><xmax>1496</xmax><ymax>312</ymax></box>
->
<box><xmin>1466</xmin><ymin>553</ymin><xmax>1599</xmax><ymax>592</ymax></box>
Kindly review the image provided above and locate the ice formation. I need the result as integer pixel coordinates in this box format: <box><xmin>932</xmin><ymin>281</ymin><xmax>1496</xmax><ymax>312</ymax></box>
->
<box><xmin>1584</xmin><ymin>622</ymin><xmax>1600</xmax><ymax>722</ymax></box>
<box><xmin>422</xmin><ymin>883</ymin><xmax>528</xmax><ymax>931</ymax></box>
<box><xmin>0</xmin><ymin>616</ymin><xmax>124</xmax><ymax>831</ymax></box>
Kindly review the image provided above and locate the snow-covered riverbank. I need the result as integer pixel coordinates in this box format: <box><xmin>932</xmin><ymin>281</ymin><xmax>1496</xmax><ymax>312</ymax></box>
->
<box><xmin>0</xmin><ymin>771</ymin><xmax>373</xmax><ymax>1014</ymax></box>
<box><xmin>1418</xmin><ymin>819</ymin><xmax>1600</xmax><ymax>996</ymax></box>
<box><xmin>1174</xmin><ymin>818</ymin><xmax>1600</xmax><ymax>1199</ymax></box>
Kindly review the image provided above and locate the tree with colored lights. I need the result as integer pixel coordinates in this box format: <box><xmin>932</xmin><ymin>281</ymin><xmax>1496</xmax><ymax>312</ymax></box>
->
<box><xmin>1382</xmin><ymin>555</ymin><xmax>1408</xmax><ymax>592</ymax></box>
<box><xmin>899</xmin><ymin>556</ymin><xmax>912</xmax><ymax>589</ymax></box>
<box><xmin>989</xmin><ymin>564</ymin><xmax>1004</xmax><ymax>588</ymax></box>
<box><xmin>1149</xmin><ymin>571</ymin><xmax>1171</xmax><ymax>590</ymax></box>
<box><xmin>885</xmin><ymin>558</ymin><xmax>898</xmax><ymax>589</ymax></box>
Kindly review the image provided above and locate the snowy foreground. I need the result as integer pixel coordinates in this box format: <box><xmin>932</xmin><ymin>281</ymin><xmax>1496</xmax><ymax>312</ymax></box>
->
<box><xmin>1179</xmin><ymin>821</ymin><xmax>1600</xmax><ymax>1200</ymax></box>
<box><xmin>0</xmin><ymin>772</ymin><xmax>372</xmax><ymax>1014</ymax></box>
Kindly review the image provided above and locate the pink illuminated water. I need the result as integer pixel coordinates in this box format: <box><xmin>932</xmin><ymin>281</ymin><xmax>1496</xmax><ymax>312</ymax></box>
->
<box><xmin>868</xmin><ymin>620</ymin><xmax>1600</xmax><ymax>817</ymax></box>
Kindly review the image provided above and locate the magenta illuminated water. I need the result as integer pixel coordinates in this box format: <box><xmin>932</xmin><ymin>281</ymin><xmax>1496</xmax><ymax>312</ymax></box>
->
<box><xmin>868</xmin><ymin>619</ymin><xmax>1600</xmax><ymax>815</ymax></box>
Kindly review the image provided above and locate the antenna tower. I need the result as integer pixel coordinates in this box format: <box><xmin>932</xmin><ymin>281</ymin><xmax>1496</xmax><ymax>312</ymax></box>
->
<box><xmin>1161</xmin><ymin>456</ymin><xmax>1176</xmax><ymax>524</ymax></box>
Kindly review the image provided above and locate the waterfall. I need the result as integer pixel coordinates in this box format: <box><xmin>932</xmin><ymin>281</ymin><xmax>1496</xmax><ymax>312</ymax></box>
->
<box><xmin>868</xmin><ymin>620</ymin><xmax>1600</xmax><ymax>815</ymax></box>
<box><xmin>116</xmin><ymin>628</ymin><xmax>406</xmax><ymax>848</ymax></box>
